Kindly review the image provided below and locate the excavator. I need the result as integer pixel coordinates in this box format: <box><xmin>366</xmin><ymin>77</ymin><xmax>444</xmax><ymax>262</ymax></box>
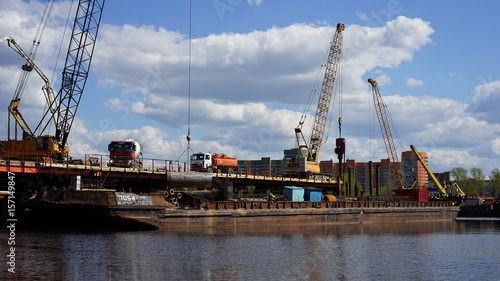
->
<box><xmin>0</xmin><ymin>36</ymin><xmax>62</xmax><ymax>157</ymax></box>
<box><xmin>368</xmin><ymin>78</ymin><xmax>408</xmax><ymax>189</ymax></box>
<box><xmin>410</xmin><ymin>144</ymin><xmax>465</xmax><ymax>198</ymax></box>
<box><xmin>284</xmin><ymin>23</ymin><xmax>344</xmax><ymax>175</ymax></box>
<box><xmin>0</xmin><ymin>0</ymin><xmax>105</xmax><ymax>159</ymax></box>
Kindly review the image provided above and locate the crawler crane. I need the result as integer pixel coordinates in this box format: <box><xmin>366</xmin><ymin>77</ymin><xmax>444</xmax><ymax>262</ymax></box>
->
<box><xmin>0</xmin><ymin>0</ymin><xmax>105</xmax><ymax>158</ymax></box>
<box><xmin>284</xmin><ymin>23</ymin><xmax>344</xmax><ymax>175</ymax></box>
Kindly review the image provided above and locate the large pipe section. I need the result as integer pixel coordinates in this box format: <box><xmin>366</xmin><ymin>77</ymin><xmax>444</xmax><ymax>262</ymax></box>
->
<box><xmin>166</xmin><ymin>172</ymin><xmax>212</xmax><ymax>189</ymax></box>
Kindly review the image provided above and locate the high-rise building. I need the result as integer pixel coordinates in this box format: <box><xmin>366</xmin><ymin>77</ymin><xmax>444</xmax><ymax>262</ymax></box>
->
<box><xmin>320</xmin><ymin>158</ymin><xmax>399</xmax><ymax>192</ymax></box>
<box><xmin>320</xmin><ymin>149</ymin><xmax>430</xmax><ymax>191</ymax></box>
<box><xmin>434</xmin><ymin>171</ymin><xmax>451</xmax><ymax>183</ymax></box>
<box><xmin>401</xmin><ymin>150</ymin><xmax>428</xmax><ymax>187</ymax></box>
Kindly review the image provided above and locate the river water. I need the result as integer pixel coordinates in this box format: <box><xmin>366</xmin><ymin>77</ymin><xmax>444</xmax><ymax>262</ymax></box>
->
<box><xmin>2</xmin><ymin>220</ymin><xmax>499</xmax><ymax>280</ymax></box>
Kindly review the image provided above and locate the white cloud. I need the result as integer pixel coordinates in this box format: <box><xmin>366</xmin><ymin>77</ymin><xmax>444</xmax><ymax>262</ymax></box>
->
<box><xmin>405</xmin><ymin>77</ymin><xmax>423</xmax><ymax>87</ymax></box>
<box><xmin>429</xmin><ymin>149</ymin><xmax>482</xmax><ymax>169</ymax></box>
<box><xmin>467</xmin><ymin>80</ymin><xmax>500</xmax><ymax>123</ymax></box>
<box><xmin>372</xmin><ymin>70</ymin><xmax>391</xmax><ymax>85</ymax></box>
<box><xmin>92</xmin><ymin>16</ymin><xmax>435</xmax><ymax>107</ymax></box>
<box><xmin>247</xmin><ymin>0</ymin><xmax>263</xmax><ymax>6</ymax></box>
<box><xmin>356</xmin><ymin>12</ymin><xmax>370</xmax><ymax>21</ymax></box>
<box><xmin>492</xmin><ymin>138</ymin><xmax>500</xmax><ymax>155</ymax></box>
<box><xmin>410</xmin><ymin>116</ymin><xmax>500</xmax><ymax>149</ymax></box>
<box><xmin>2</xmin><ymin>1</ymin><xmax>499</xmax><ymax>173</ymax></box>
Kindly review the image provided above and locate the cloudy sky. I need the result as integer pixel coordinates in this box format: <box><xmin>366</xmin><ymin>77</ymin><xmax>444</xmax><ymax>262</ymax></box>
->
<box><xmin>0</xmin><ymin>0</ymin><xmax>499</xmax><ymax>176</ymax></box>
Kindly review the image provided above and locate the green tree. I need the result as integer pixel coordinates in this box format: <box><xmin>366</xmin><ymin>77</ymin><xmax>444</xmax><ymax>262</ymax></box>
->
<box><xmin>451</xmin><ymin>167</ymin><xmax>469</xmax><ymax>193</ymax></box>
<box><xmin>380</xmin><ymin>186</ymin><xmax>392</xmax><ymax>196</ymax></box>
<box><xmin>470</xmin><ymin>167</ymin><xmax>486</xmax><ymax>196</ymax></box>
<box><xmin>488</xmin><ymin>168</ymin><xmax>500</xmax><ymax>196</ymax></box>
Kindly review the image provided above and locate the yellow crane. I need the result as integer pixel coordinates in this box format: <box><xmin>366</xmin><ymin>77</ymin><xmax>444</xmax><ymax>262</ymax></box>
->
<box><xmin>0</xmin><ymin>0</ymin><xmax>105</xmax><ymax>158</ymax></box>
<box><xmin>368</xmin><ymin>78</ymin><xmax>407</xmax><ymax>189</ymax></box>
<box><xmin>410</xmin><ymin>144</ymin><xmax>465</xmax><ymax>198</ymax></box>
<box><xmin>0</xmin><ymin>36</ymin><xmax>59</xmax><ymax>141</ymax></box>
<box><xmin>285</xmin><ymin>23</ymin><xmax>344</xmax><ymax>175</ymax></box>
<box><xmin>0</xmin><ymin>36</ymin><xmax>63</xmax><ymax>157</ymax></box>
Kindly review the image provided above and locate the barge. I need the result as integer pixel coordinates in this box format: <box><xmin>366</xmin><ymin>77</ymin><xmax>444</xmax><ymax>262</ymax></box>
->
<box><xmin>456</xmin><ymin>198</ymin><xmax>500</xmax><ymax>221</ymax></box>
<box><xmin>15</xmin><ymin>189</ymin><xmax>459</xmax><ymax>230</ymax></box>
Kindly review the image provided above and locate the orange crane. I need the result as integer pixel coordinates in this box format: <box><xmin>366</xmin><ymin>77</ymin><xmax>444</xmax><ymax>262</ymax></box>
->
<box><xmin>285</xmin><ymin>23</ymin><xmax>344</xmax><ymax>175</ymax></box>
<box><xmin>368</xmin><ymin>78</ymin><xmax>407</xmax><ymax>189</ymax></box>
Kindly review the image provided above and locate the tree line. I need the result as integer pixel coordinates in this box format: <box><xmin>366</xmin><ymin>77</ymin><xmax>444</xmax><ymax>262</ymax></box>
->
<box><xmin>451</xmin><ymin>167</ymin><xmax>500</xmax><ymax>197</ymax></box>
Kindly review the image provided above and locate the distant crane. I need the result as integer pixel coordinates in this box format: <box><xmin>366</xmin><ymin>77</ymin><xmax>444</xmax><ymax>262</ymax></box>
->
<box><xmin>410</xmin><ymin>144</ymin><xmax>465</xmax><ymax>198</ymax></box>
<box><xmin>285</xmin><ymin>23</ymin><xmax>344</xmax><ymax>175</ymax></box>
<box><xmin>368</xmin><ymin>78</ymin><xmax>407</xmax><ymax>189</ymax></box>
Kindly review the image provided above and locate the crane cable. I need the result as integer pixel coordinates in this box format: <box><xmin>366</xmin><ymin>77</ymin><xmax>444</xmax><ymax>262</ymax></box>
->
<box><xmin>13</xmin><ymin>0</ymin><xmax>54</xmax><ymax>137</ymax></box>
<box><xmin>177</xmin><ymin>0</ymin><xmax>194</xmax><ymax>165</ymax></box>
<box><xmin>324</xmin><ymin>48</ymin><xmax>343</xmax><ymax>143</ymax></box>
<box><xmin>368</xmin><ymin>82</ymin><xmax>372</xmax><ymax>160</ymax></box>
<box><xmin>187</xmin><ymin>0</ymin><xmax>192</xmax><ymax>141</ymax></box>
<box><xmin>297</xmin><ymin>36</ymin><xmax>332</xmax><ymax>129</ymax></box>
<box><xmin>14</xmin><ymin>0</ymin><xmax>54</xmax><ymax>102</ymax></box>
<box><xmin>186</xmin><ymin>0</ymin><xmax>193</xmax><ymax>164</ymax></box>
<box><xmin>37</xmin><ymin>0</ymin><xmax>75</xmax><ymax>136</ymax></box>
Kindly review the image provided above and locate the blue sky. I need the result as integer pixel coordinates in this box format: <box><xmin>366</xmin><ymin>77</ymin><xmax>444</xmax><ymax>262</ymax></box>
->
<box><xmin>1</xmin><ymin>0</ymin><xmax>499</xmax><ymax>178</ymax></box>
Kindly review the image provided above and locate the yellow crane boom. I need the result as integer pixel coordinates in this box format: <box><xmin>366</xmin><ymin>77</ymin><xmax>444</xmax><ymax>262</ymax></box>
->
<box><xmin>410</xmin><ymin>144</ymin><xmax>448</xmax><ymax>198</ymax></box>
<box><xmin>0</xmin><ymin>36</ymin><xmax>58</xmax><ymax>140</ymax></box>
<box><xmin>288</xmin><ymin>23</ymin><xmax>344</xmax><ymax>174</ymax></box>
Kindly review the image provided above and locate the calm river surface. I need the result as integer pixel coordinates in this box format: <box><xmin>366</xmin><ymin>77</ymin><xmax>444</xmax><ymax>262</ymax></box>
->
<box><xmin>2</xmin><ymin>220</ymin><xmax>499</xmax><ymax>280</ymax></box>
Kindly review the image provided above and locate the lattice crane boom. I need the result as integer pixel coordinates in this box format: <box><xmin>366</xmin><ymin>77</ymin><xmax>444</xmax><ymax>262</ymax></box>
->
<box><xmin>368</xmin><ymin>78</ymin><xmax>406</xmax><ymax>189</ymax></box>
<box><xmin>308</xmin><ymin>23</ymin><xmax>344</xmax><ymax>161</ymax></box>
<box><xmin>294</xmin><ymin>23</ymin><xmax>344</xmax><ymax>169</ymax></box>
<box><xmin>37</xmin><ymin>0</ymin><xmax>105</xmax><ymax>149</ymax></box>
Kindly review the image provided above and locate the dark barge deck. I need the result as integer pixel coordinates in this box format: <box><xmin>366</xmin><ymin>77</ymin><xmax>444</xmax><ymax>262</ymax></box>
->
<box><xmin>12</xmin><ymin>190</ymin><xmax>459</xmax><ymax>230</ymax></box>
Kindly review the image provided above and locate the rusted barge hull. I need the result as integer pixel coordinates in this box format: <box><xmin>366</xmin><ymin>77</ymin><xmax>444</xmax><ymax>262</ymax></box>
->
<box><xmin>157</xmin><ymin>207</ymin><xmax>458</xmax><ymax>229</ymax></box>
<box><xmin>16</xmin><ymin>190</ymin><xmax>459</xmax><ymax>230</ymax></box>
<box><xmin>457</xmin><ymin>204</ymin><xmax>500</xmax><ymax>220</ymax></box>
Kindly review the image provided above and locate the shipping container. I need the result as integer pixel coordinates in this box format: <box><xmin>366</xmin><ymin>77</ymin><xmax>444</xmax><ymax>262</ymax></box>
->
<box><xmin>392</xmin><ymin>189</ymin><xmax>429</xmax><ymax>202</ymax></box>
<box><xmin>304</xmin><ymin>188</ymin><xmax>322</xmax><ymax>201</ymax></box>
<box><xmin>284</xmin><ymin>186</ymin><xmax>304</xmax><ymax>201</ymax></box>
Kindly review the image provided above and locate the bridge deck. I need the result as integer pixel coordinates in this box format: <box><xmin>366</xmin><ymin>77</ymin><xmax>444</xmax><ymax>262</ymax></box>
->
<box><xmin>0</xmin><ymin>159</ymin><xmax>337</xmax><ymax>186</ymax></box>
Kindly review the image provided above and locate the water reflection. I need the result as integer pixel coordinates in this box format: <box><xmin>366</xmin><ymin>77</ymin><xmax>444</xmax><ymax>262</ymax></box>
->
<box><xmin>158</xmin><ymin>220</ymin><xmax>460</xmax><ymax>236</ymax></box>
<box><xmin>2</xmin><ymin>221</ymin><xmax>499</xmax><ymax>280</ymax></box>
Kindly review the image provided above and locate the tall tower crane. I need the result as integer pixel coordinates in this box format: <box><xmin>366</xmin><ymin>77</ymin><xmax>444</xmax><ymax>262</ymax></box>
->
<box><xmin>285</xmin><ymin>23</ymin><xmax>344</xmax><ymax>175</ymax></box>
<box><xmin>0</xmin><ymin>0</ymin><xmax>105</xmax><ymax>158</ymax></box>
<box><xmin>368</xmin><ymin>78</ymin><xmax>407</xmax><ymax>189</ymax></box>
